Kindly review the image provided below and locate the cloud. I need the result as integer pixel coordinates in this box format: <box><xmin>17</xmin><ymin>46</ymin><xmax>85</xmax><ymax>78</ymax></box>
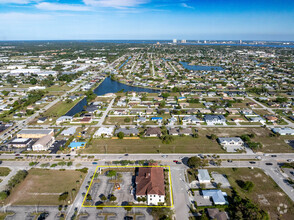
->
<box><xmin>0</xmin><ymin>0</ymin><xmax>36</xmax><ymax>4</ymax></box>
<box><xmin>83</xmin><ymin>0</ymin><xmax>150</xmax><ymax>9</ymax></box>
<box><xmin>181</xmin><ymin>3</ymin><xmax>194</xmax><ymax>9</ymax></box>
<box><xmin>36</xmin><ymin>2</ymin><xmax>91</xmax><ymax>11</ymax></box>
<box><xmin>0</xmin><ymin>12</ymin><xmax>52</xmax><ymax>21</ymax></box>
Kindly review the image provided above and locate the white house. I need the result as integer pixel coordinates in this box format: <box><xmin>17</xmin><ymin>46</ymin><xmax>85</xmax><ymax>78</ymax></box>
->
<box><xmin>272</xmin><ymin>128</ymin><xmax>294</xmax><ymax>135</ymax></box>
<box><xmin>217</xmin><ymin>137</ymin><xmax>245</xmax><ymax>152</ymax></box>
<box><xmin>198</xmin><ymin>169</ymin><xmax>211</xmax><ymax>184</ymax></box>
<box><xmin>56</xmin><ymin>116</ymin><xmax>73</xmax><ymax>125</ymax></box>
<box><xmin>94</xmin><ymin>127</ymin><xmax>114</xmax><ymax>138</ymax></box>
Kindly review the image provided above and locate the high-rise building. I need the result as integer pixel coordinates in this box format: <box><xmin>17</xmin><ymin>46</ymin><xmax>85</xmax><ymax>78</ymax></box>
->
<box><xmin>204</xmin><ymin>40</ymin><xmax>207</xmax><ymax>43</ymax></box>
<box><xmin>173</xmin><ymin>39</ymin><xmax>177</xmax><ymax>43</ymax></box>
<box><xmin>181</xmin><ymin>39</ymin><xmax>187</xmax><ymax>43</ymax></box>
<box><xmin>239</xmin><ymin>40</ymin><xmax>242</xmax><ymax>44</ymax></box>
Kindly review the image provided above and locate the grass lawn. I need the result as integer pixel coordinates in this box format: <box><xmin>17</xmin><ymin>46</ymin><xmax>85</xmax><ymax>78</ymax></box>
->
<box><xmin>80</xmin><ymin>135</ymin><xmax>224</xmax><ymax>154</ymax></box>
<box><xmin>44</xmin><ymin>99</ymin><xmax>82</xmax><ymax>118</ymax></box>
<box><xmin>202</xmin><ymin>127</ymin><xmax>294</xmax><ymax>153</ymax></box>
<box><xmin>104</xmin><ymin>117</ymin><xmax>136</xmax><ymax>125</ymax></box>
<box><xmin>0</xmin><ymin>167</ymin><xmax>11</xmax><ymax>176</ymax></box>
<box><xmin>207</xmin><ymin>168</ymin><xmax>294</xmax><ymax>220</ymax></box>
<box><xmin>0</xmin><ymin>212</ymin><xmax>14</xmax><ymax>220</ymax></box>
<box><xmin>4</xmin><ymin>168</ymin><xmax>86</xmax><ymax>206</ymax></box>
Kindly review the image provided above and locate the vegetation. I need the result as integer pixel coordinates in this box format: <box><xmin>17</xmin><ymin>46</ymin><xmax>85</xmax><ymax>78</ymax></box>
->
<box><xmin>187</xmin><ymin>156</ymin><xmax>208</xmax><ymax>168</ymax></box>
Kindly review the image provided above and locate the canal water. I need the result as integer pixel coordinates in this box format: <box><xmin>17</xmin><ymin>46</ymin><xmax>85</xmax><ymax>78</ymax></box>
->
<box><xmin>179</xmin><ymin>61</ymin><xmax>224</xmax><ymax>71</ymax></box>
<box><xmin>65</xmin><ymin>77</ymin><xmax>160</xmax><ymax>116</ymax></box>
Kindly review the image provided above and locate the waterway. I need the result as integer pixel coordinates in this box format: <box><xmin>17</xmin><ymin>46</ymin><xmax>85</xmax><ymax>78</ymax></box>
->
<box><xmin>65</xmin><ymin>77</ymin><xmax>160</xmax><ymax>116</ymax></box>
<box><xmin>118</xmin><ymin>56</ymin><xmax>132</xmax><ymax>69</ymax></box>
<box><xmin>179</xmin><ymin>61</ymin><xmax>224</xmax><ymax>71</ymax></box>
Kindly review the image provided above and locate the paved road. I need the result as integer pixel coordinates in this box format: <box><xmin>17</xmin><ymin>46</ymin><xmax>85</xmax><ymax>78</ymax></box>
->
<box><xmin>170</xmin><ymin>167</ymin><xmax>190</xmax><ymax>219</ymax></box>
<box><xmin>97</xmin><ymin>98</ymin><xmax>115</xmax><ymax>126</ymax></box>
<box><xmin>66</xmin><ymin>167</ymin><xmax>96</xmax><ymax>220</ymax></box>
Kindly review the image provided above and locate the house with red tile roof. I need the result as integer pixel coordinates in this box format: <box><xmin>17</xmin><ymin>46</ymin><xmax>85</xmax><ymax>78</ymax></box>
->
<box><xmin>135</xmin><ymin>167</ymin><xmax>165</xmax><ymax>205</ymax></box>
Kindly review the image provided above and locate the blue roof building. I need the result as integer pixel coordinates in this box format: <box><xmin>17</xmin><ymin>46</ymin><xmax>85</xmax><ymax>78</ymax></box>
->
<box><xmin>69</xmin><ymin>142</ymin><xmax>86</xmax><ymax>149</ymax></box>
<box><xmin>202</xmin><ymin>190</ymin><xmax>227</xmax><ymax>205</ymax></box>
<box><xmin>151</xmin><ymin>117</ymin><xmax>163</xmax><ymax>121</ymax></box>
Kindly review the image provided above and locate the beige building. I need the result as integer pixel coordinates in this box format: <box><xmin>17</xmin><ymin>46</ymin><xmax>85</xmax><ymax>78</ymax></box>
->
<box><xmin>17</xmin><ymin>129</ymin><xmax>54</xmax><ymax>139</ymax></box>
<box><xmin>32</xmin><ymin>135</ymin><xmax>55</xmax><ymax>151</ymax></box>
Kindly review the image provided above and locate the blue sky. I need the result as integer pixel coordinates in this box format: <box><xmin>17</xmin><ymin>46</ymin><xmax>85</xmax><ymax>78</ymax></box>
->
<box><xmin>0</xmin><ymin>0</ymin><xmax>293</xmax><ymax>41</ymax></box>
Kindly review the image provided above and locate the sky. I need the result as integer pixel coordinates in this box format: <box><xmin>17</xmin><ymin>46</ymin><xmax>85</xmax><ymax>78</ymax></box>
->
<box><xmin>0</xmin><ymin>0</ymin><xmax>293</xmax><ymax>41</ymax></box>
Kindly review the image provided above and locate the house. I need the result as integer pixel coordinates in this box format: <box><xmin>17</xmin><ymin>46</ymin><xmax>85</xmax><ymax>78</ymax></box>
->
<box><xmin>136</xmin><ymin>117</ymin><xmax>147</xmax><ymax>123</ymax></box>
<box><xmin>214</xmin><ymin>109</ymin><xmax>226</xmax><ymax>115</ymax></box>
<box><xmin>146</xmin><ymin>109</ymin><xmax>154</xmax><ymax>115</ymax></box>
<box><xmin>168</xmin><ymin>117</ymin><xmax>177</xmax><ymax>125</ymax></box>
<box><xmin>231</xmin><ymin>118</ymin><xmax>245</xmax><ymax>122</ymax></box>
<box><xmin>239</xmin><ymin>109</ymin><xmax>254</xmax><ymax>115</ymax></box>
<box><xmin>206</xmin><ymin>208</ymin><xmax>228</xmax><ymax>220</ymax></box>
<box><xmin>168</xmin><ymin>128</ymin><xmax>179</xmax><ymax>136</ymax></box>
<box><xmin>37</xmin><ymin>117</ymin><xmax>47</xmax><ymax>124</ymax></box>
<box><xmin>114</xmin><ymin>128</ymin><xmax>139</xmax><ymax>136</ymax></box>
<box><xmin>61</xmin><ymin>127</ymin><xmax>77</xmax><ymax>136</ymax></box>
<box><xmin>68</xmin><ymin>142</ymin><xmax>86</xmax><ymax>150</ymax></box>
<box><xmin>94</xmin><ymin>127</ymin><xmax>114</xmax><ymax>138</ymax></box>
<box><xmin>202</xmin><ymin>190</ymin><xmax>227</xmax><ymax>205</ymax></box>
<box><xmin>17</xmin><ymin>129</ymin><xmax>54</xmax><ymax>139</ymax></box>
<box><xmin>113</xmin><ymin>109</ymin><xmax>128</xmax><ymax>115</ymax></box>
<box><xmin>80</xmin><ymin>117</ymin><xmax>92</xmax><ymax>123</ymax></box>
<box><xmin>135</xmin><ymin>167</ymin><xmax>165</xmax><ymax>205</ymax></box>
<box><xmin>198</xmin><ymin>169</ymin><xmax>211</xmax><ymax>184</ymax></box>
<box><xmin>204</xmin><ymin>115</ymin><xmax>226</xmax><ymax>125</ymax></box>
<box><xmin>179</xmin><ymin>128</ymin><xmax>193</xmax><ymax>136</ymax></box>
<box><xmin>199</xmin><ymin>109</ymin><xmax>212</xmax><ymax>114</ymax></box>
<box><xmin>145</xmin><ymin>127</ymin><xmax>161</xmax><ymax>137</ymax></box>
<box><xmin>218</xmin><ymin>137</ymin><xmax>244</xmax><ymax>146</ymax></box>
<box><xmin>182</xmin><ymin>115</ymin><xmax>201</xmax><ymax>124</ymax></box>
<box><xmin>32</xmin><ymin>135</ymin><xmax>55</xmax><ymax>151</ymax></box>
<box><xmin>56</xmin><ymin>116</ymin><xmax>73</xmax><ymax>125</ymax></box>
<box><xmin>217</xmin><ymin>137</ymin><xmax>244</xmax><ymax>152</ymax></box>
<box><xmin>272</xmin><ymin>127</ymin><xmax>294</xmax><ymax>135</ymax></box>
<box><xmin>226</xmin><ymin>109</ymin><xmax>239</xmax><ymax>115</ymax></box>
<box><xmin>247</xmin><ymin>116</ymin><xmax>265</xmax><ymax>123</ymax></box>
<box><xmin>151</xmin><ymin>117</ymin><xmax>163</xmax><ymax>123</ymax></box>
<box><xmin>264</xmin><ymin>115</ymin><xmax>278</xmax><ymax>122</ymax></box>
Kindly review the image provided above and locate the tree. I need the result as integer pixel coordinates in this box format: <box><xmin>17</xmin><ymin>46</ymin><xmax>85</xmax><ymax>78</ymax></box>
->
<box><xmin>107</xmin><ymin>170</ymin><xmax>117</xmax><ymax>178</ymax></box>
<box><xmin>0</xmin><ymin>191</ymin><xmax>8</xmax><ymax>200</ymax></box>
<box><xmin>109</xmin><ymin>195</ymin><xmax>117</xmax><ymax>201</ymax></box>
<box><xmin>58</xmin><ymin>192</ymin><xmax>69</xmax><ymax>201</ymax></box>
<box><xmin>117</xmin><ymin>131</ymin><xmax>124</xmax><ymax>139</ymax></box>
<box><xmin>187</xmin><ymin>156</ymin><xmax>207</xmax><ymax>168</ymax></box>
<box><xmin>100</xmin><ymin>194</ymin><xmax>107</xmax><ymax>201</ymax></box>
<box><xmin>124</xmin><ymin>117</ymin><xmax>131</xmax><ymax>123</ymax></box>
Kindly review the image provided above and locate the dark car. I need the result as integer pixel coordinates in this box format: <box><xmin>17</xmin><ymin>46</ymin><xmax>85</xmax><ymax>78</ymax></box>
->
<box><xmin>271</xmin><ymin>155</ymin><xmax>277</xmax><ymax>157</ymax></box>
<box><xmin>56</xmin><ymin>155</ymin><xmax>61</xmax><ymax>158</ymax></box>
<box><xmin>66</xmin><ymin>154</ymin><xmax>71</xmax><ymax>157</ymax></box>
<box><xmin>265</xmin><ymin>163</ymin><xmax>273</xmax><ymax>165</ymax></box>
<box><xmin>92</xmin><ymin>162</ymin><xmax>98</xmax><ymax>165</ymax></box>
<box><xmin>249</xmin><ymin>161</ymin><xmax>256</xmax><ymax>164</ymax></box>
<box><xmin>124</xmin><ymin>154</ymin><xmax>129</xmax><ymax>156</ymax></box>
<box><xmin>173</xmin><ymin>160</ymin><xmax>178</xmax><ymax>163</ymax></box>
<box><xmin>176</xmin><ymin>161</ymin><xmax>182</xmax><ymax>164</ymax></box>
<box><xmin>227</xmin><ymin>160</ymin><xmax>233</xmax><ymax>163</ymax></box>
<box><xmin>15</xmin><ymin>154</ymin><xmax>20</xmax><ymax>156</ymax></box>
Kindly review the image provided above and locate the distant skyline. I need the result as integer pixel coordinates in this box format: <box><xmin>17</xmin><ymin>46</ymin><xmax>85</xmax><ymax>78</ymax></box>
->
<box><xmin>0</xmin><ymin>0</ymin><xmax>293</xmax><ymax>41</ymax></box>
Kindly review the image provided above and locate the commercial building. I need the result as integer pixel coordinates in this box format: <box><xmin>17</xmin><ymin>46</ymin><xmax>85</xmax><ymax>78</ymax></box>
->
<box><xmin>8</xmin><ymin>138</ymin><xmax>32</xmax><ymax>148</ymax></box>
<box><xmin>135</xmin><ymin>167</ymin><xmax>165</xmax><ymax>205</ymax></box>
<box><xmin>32</xmin><ymin>135</ymin><xmax>55</xmax><ymax>151</ymax></box>
<box><xmin>202</xmin><ymin>190</ymin><xmax>227</xmax><ymax>205</ymax></box>
<box><xmin>198</xmin><ymin>169</ymin><xmax>211</xmax><ymax>184</ymax></box>
<box><xmin>17</xmin><ymin>129</ymin><xmax>54</xmax><ymax>139</ymax></box>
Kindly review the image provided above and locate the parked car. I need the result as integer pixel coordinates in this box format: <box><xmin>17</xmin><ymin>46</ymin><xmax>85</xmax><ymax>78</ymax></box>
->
<box><xmin>92</xmin><ymin>162</ymin><xmax>98</xmax><ymax>165</ymax></box>
<box><xmin>176</xmin><ymin>161</ymin><xmax>182</xmax><ymax>164</ymax></box>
